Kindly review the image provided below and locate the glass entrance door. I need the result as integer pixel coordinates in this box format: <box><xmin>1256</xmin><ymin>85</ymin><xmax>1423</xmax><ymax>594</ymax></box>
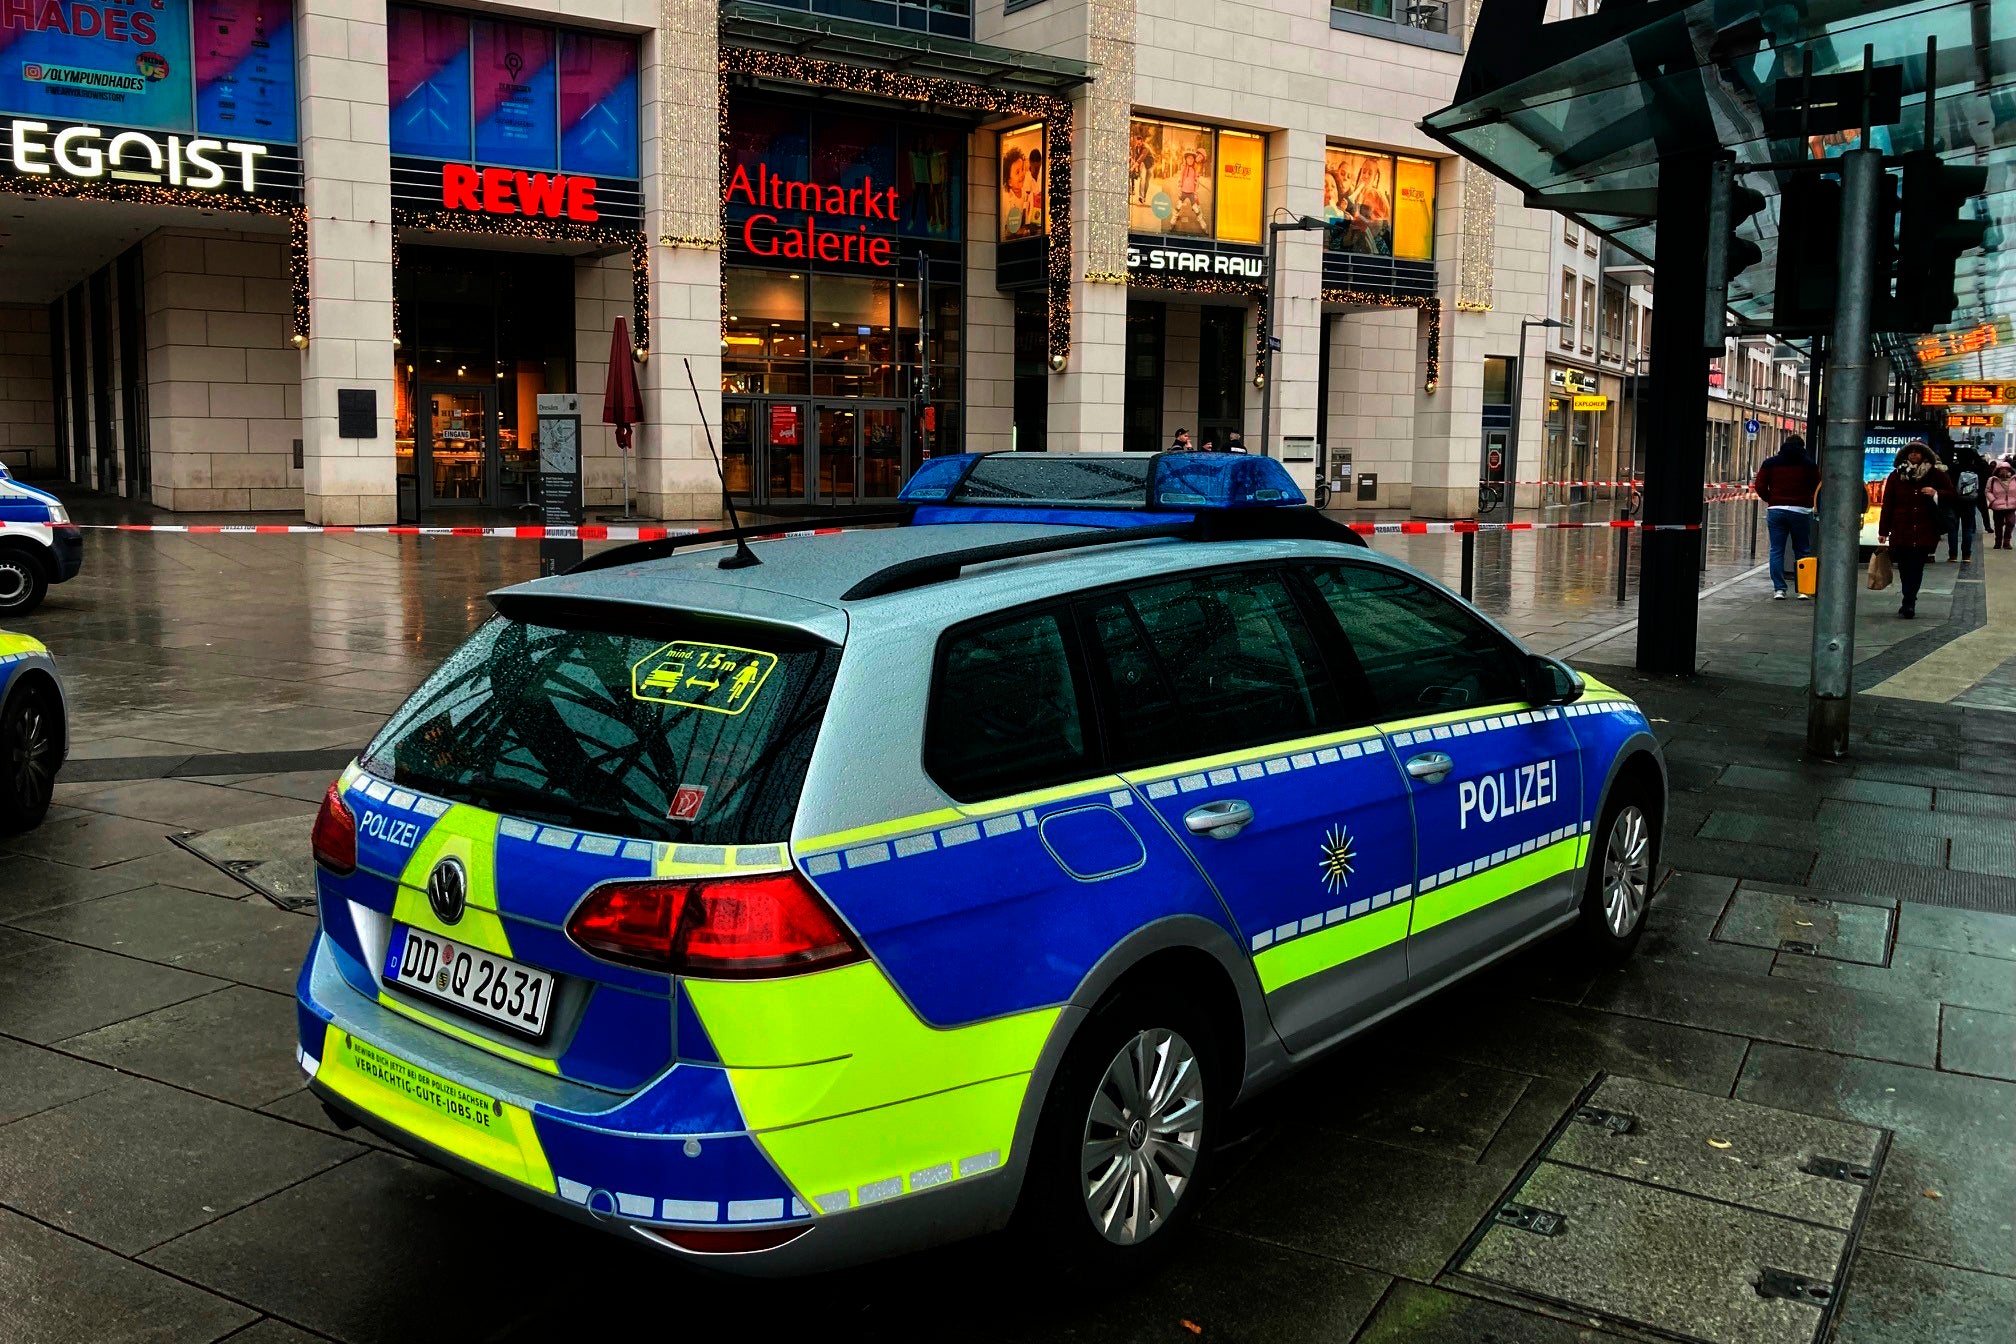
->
<box><xmin>418</xmin><ymin>385</ymin><xmax>495</xmax><ymax>509</ymax></box>
<box><xmin>760</xmin><ymin>400</ymin><xmax>808</xmax><ymax>506</ymax></box>
<box><xmin>860</xmin><ymin>408</ymin><xmax>906</xmax><ymax>499</ymax></box>
<box><xmin>816</xmin><ymin>406</ymin><xmax>858</xmax><ymax>503</ymax></box>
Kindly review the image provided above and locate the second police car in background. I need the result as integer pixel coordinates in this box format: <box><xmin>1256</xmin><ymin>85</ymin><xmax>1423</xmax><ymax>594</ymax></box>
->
<box><xmin>0</xmin><ymin>629</ymin><xmax>66</xmax><ymax>831</ymax></box>
<box><xmin>0</xmin><ymin>464</ymin><xmax>83</xmax><ymax>615</ymax></box>
<box><xmin>296</xmin><ymin>453</ymin><xmax>1665</xmax><ymax>1273</ymax></box>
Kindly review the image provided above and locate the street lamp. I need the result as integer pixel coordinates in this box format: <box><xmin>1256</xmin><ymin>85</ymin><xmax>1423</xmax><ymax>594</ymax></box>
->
<box><xmin>1504</xmin><ymin>317</ymin><xmax>1566</xmax><ymax>514</ymax></box>
<box><xmin>1258</xmin><ymin>213</ymin><xmax>1328</xmax><ymax>459</ymax></box>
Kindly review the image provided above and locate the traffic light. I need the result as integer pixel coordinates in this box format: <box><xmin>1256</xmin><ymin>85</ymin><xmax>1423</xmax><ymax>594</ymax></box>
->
<box><xmin>1771</xmin><ymin>174</ymin><xmax>1841</xmax><ymax>330</ymax></box>
<box><xmin>1888</xmin><ymin>150</ymin><xmax>1989</xmax><ymax>333</ymax></box>
<box><xmin>1703</xmin><ymin>158</ymin><xmax>1767</xmax><ymax>350</ymax></box>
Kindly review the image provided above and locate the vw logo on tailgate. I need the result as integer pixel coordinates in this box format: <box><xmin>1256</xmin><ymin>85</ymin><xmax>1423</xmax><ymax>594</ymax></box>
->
<box><xmin>427</xmin><ymin>856</ymin><xmax>468</xmax><ymax>925</ymax></box>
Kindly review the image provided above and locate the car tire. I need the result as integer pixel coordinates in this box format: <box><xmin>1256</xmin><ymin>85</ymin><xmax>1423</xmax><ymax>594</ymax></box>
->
<box><xmin>0</xmin><ymin>545</ymin><xmax>48</xmax><ymax>617</ymax></box>
<box><xmin>1570</xmin><ymin>779</ymin><xmax>1659</xmax><ymax>963</ymax></box>
<box><xmin>1015</xmin><ymin>986</ymin><xmax>1223</xmax><ymax>1271</ymax></box>
<box><xmin>0</xmin><ymin>681</ymin><xmax>59</xmax><ymax>833</ymax></box>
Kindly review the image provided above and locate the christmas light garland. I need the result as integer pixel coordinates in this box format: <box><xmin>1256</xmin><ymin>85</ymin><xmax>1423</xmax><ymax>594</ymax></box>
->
<box><xmin>716</xmin><ymin>46</ymin><xmax>1074</xmax><ymax>365</ymax></box>
<box><xmin>389</xmin><ymin>208</ymin><xmax>651</xmax><ymax>356</ymax></box>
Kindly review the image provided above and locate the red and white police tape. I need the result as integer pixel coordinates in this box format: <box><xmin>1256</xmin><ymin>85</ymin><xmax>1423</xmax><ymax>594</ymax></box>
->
<box><xmin>0</xmin><ymin>519</ymin><xmax>1710</xmax><ymax>538</ymax></box>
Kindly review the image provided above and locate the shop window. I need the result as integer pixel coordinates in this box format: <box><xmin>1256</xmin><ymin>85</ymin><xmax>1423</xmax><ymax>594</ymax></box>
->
<box><xmin>1198</xmin><ymin>308</ymin><xmax>1246</xmax><ymax>446</ymax></box>
<box><xmin>1482</xmin><ymin>356</ymin><xmax>1511</xmax><ymax>405</ymax></box>
<box><xmin>726</xmin><ymin>268</ymin><xmax>808</xmax><ymax>361</ymax></box>
<box><xmin>1332</xmin><ymin>0</ymin><xmax>1457</xmax><ymax>37</ymax></box>
<box><xmin>810</xmin><ymin>275</ymin><xmax>895</xmax><ymax>362</ymax></box>
<box><xmin>1013</xmin><ymin>292</ymin><xmax>1049</xmax><ymax>452</ymax></box>
<box><xmin>1128</xmin><ymin>117</ymin><xmax>1264</xmax><ymax>244</ymax></box>
<box><xmin>1559</xmin><ymin>271</ymin><xmax>1577</xmax><ymax>347</ymax></box>
<box><xmin>389</xmin><ymin>7</ymin><xmax>640</xmax><ymax>180</ymax></box>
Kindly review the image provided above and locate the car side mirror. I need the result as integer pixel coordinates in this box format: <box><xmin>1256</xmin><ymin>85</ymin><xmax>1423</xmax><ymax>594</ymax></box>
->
<box><xmin>1524</xmin><ymin>654</ymin><xmax>1585</xmax><ymax>705</ymax></box>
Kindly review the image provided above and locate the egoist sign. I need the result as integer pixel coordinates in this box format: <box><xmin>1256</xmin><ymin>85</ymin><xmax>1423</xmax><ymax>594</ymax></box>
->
<box><xmin>725</xmin><ymin>162</ymin><xmax>899</xmax><ymax>267</ymax></box>
<box><xmin>5</xmin><ymin>118</ymin><xmax>268</xmax><ymax>192</ymax></box>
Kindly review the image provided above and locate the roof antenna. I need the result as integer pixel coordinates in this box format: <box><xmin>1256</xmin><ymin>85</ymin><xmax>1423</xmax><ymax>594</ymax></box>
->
<box><xmin>685</xmin><ymin>357</ymin><xmax>760</xmax><ymax>570</ymax></box>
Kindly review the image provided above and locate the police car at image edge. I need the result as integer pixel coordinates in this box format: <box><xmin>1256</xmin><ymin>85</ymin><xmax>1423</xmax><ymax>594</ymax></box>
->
<box><xmin>294</xmin><ymin>451</ymin><xmax>1665</xmax><ymax>1275</ymax></box>
<box><xmin>0</xmin><ymin>627</ymin><xmax>66</xmax><ymax>831</ymax></box>
<box><xmin>0</xmin><ymin>464</ymin><xmax>83</xmax><ymax>615</ymax></box>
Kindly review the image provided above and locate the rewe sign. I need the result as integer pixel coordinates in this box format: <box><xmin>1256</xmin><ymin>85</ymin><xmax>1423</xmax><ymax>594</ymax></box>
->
<box><xmin>440</xmin><ymin>164</ymin><xmax>600</xmax><ymax>222</ymax></box>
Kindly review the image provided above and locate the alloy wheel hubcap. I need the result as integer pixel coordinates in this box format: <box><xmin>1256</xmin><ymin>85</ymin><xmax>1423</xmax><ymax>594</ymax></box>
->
<box><xmin>1081</xmin><ymin>1027</ymin><xmax>1204</xmax><ymax>1246</ymax></box>
<box><xmin>1602</xmin><ymin>804</ymin><xmax>1651</xmax><ymax>937</ymax></box>
<box><xmin>7</xmin><ymin>700</ymin><xmax>52</xmax><ymax>807</ymax></box>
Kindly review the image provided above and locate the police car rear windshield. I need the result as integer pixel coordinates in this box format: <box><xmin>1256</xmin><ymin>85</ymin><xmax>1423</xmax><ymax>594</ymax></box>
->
<box><xmin>360</xmin><ymin>615</ymin><xmax>837</xmax><ymax>845</ymax></box>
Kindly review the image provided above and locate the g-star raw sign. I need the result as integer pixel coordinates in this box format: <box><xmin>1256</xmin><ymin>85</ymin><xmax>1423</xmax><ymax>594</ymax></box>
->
<box><xmin>4</xmin><ymin>117</ymin><xmax>266</xmax><ymax>191</ymax></box>
<box><xmin>725</xmin><ymin>161</ymin><xmax>898</xmax><ymax>266</ymax></box>
<box><xmin>1126</xmin><ymin>238</ymin><xmax>1265</xmax><ymax>278</ymax></box>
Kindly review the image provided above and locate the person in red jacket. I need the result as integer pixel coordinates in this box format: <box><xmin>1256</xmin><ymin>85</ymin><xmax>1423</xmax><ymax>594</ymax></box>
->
<box><xmin>1878</xmin><ymin>441</ymin><xmax>1956</xmax><ymax>619</ymax></box>
<box><xmin>1753</xmin><ymin>434</ymin><xmax>1823</xmax><ymax>599</ymax></box>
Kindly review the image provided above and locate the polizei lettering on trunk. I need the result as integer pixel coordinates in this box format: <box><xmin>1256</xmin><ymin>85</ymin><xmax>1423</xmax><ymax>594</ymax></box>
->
<box><xmin>1456</xmin><ymin>759</ymin><xmax>1559</xmax><ymax>830</ymax></box>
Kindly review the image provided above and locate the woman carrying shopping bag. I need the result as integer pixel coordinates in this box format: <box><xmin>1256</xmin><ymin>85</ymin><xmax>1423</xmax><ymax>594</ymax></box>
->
<box><xmin>1878</xmin><ymin>441</ymin><xmax>1956</xmax><ymax>619</ymax></box>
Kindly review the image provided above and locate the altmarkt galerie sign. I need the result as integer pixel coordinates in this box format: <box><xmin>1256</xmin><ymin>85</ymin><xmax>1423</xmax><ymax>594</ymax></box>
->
<box><xmin>724</xmin><ymin>160</ymin><xmax>902</xmax><ymax>268</ymax></box>
<box><xmin>0</xmin><ymin>0</ymin><xmax>301</xmax><ymax>201</ymax></box>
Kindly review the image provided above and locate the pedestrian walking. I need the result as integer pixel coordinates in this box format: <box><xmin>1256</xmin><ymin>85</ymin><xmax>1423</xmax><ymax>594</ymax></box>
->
<box><xmin>1949</xmin><ymin>451</ymin><xmax>1983</xmax><ymax>562</ymax></box>
<box><xmin>1878</xmin><ymin>441</ymin><xmax>1955</xmax><ymax>619</ymax></box>
<box><xmin>1752</xmin><ymin>433</ymin><xmax>1821</xmax><ymax>600</ymax></box>
<box><xmin>1987</xmin><ymin>460</ymin><xmax>2016</xmax><ymax>550</ymax></box>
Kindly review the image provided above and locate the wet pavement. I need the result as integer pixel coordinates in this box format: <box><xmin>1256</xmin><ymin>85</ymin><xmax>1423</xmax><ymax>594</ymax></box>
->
<box><xmin>1</xmin><ymin>492</ymin><xmax>2013</xmax><ymax>1343</ymax></box>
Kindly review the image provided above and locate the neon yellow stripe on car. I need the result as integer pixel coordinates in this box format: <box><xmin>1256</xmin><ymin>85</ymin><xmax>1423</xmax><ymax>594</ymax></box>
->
<box><xmin>1253</xmin><ymin>902</ymin><xmax>1409</xmax><ymax>994</ymax></box>
<box><xmin>0</xmin><ymin>632</ymin><xmax>46</xmax><ymax>658</ymax></box>
<box><xmin>685</xmin><ymin>961</ymin><xmax>1059</xmax><ymax>1210</ymax></box>
<box><xmin>317</xmin><ymin>1024</ymin><xmax>556</xmax><ymax>1192</ymax></box>
<box><xmin>391</xmin><ymin>803</ymin><xmax>513</xmax><ymax>959</ymax></box>
<box><xmin>1408</xmin><ymin>836</ymin><xmax>1581</xmax><ymax>936</ymax></box>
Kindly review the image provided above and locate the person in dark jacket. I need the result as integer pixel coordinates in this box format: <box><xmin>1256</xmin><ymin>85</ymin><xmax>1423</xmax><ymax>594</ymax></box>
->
<box><xmin>1947</xmin><ymin>450</ymin><xmax>1985</xmax><ymax>562</ymax></box>
<box><xmin>1878</xmin><ymin>441</ymin><xmax>1956</xmax><ymax>619</ymax></box>
<box><xmin>1753</xmin><ymin>434</ymin><xmax>1822</xmax><ymax>599</ymax></box>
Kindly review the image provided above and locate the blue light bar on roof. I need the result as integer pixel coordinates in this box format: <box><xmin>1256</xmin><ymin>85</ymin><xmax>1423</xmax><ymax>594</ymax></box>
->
<box><xmin>898</xmin><ymin>452</ymin><xmax>1305</xmax><ymax>511</ymax></box>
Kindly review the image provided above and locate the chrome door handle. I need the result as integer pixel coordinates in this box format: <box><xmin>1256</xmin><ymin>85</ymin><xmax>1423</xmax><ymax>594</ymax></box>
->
<box><xmin>1183</xmin><ymin>799</ymin><xmax>1254</xmax><ymax>839</ymax></box>
<box><xmin>1405</xmin><ymin>752</ymin><xmax>1454</xmax><ymax>784</ymax></box>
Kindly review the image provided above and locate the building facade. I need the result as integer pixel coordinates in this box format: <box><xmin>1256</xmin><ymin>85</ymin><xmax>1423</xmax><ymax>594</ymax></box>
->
<box><xmin>0</xmin><ymin>0</ymin><xmax>1580</xmax><ymax>523</ymax></box>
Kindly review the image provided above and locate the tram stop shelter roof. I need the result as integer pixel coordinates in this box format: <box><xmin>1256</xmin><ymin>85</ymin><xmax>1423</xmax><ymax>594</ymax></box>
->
<box><xmin>1420</xmin><ymin>0</ymin><xmax>2013</xmax><ymax>383</ymax></box>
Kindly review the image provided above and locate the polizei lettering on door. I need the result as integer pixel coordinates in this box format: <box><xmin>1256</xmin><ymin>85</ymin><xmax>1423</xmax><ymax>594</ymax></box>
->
<box><xmin>1456</xmin><ymin>759</ymin><xmax>1560</xmax><ymax>830</ymax></box>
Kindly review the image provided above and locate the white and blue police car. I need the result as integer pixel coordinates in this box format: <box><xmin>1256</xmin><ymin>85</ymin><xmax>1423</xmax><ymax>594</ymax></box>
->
<box><xmin>0</xmin><ymin>465</ymin><xmax>82</xmax><ymax>616</ymax></box>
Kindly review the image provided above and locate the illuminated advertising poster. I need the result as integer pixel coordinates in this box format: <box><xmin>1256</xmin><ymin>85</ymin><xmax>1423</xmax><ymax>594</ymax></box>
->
<box><xmin>1128</xmin><ymin>116</ymin><xmax>1214</xmax><ymax>238</ymax></box>
<box><xmin>1214</xmin><ymin>129</ymin><xmax>1264</xmax><ymax>245</ymax></box>
<box><xmin>388</xmin><ymin>8</ymin><xmax>471</xmax><ymax>161</ymax></box>
<box><xmin>558</xmin><ymin>30</ymin><xmax>635</xmax><ymax>179</ymax></box>
<box><xmin>0</xmin><ymin>0</ymin><xmax>197</xmax><ymax>132</ymax></box>
<box><xmin>1324</xmin><ymin>146</ymin><xmax>1393</xmax><ymax>255</ymax></box>
<box><xmin>1861</xmin><ymin>423</ymin><xmax>1921</xmax><ymax>546</ymax></box>
<box><xmin>193</xmin><ymin>0</ymin><xmax>295</xmax><ymax>143</ymax></box>
<box><xmin>472</xmin><ymin>20</ymin><xmax>555</xmax><ymax>170</ymax></box>
<box><xmin>998</xmin><ymin>122</ymin><xmax>1044</xmax><ymax>241</ymax></box>
<box><xmin>1393</xmin><ymin>156</ymin><xmax>1436</xmax><ymax>260</ymax></box>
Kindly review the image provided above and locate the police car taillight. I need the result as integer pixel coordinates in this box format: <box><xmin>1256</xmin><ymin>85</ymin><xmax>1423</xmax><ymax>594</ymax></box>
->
<box><xmin>311</xmin><ymin>781</ymin><xmax>357</xmax><ymax>876</ymax></box>
<box><xmin>567</xmin><ymin>871</ymin><xmax>864</xmax><ymax>978</ymax></box>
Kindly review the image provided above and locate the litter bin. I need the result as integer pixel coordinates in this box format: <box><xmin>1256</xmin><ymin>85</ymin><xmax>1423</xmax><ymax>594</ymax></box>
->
<box><xmin>1796</xmin><ymin>556</ymin><xmax>1818</xmax><ymax>596</ymax></box>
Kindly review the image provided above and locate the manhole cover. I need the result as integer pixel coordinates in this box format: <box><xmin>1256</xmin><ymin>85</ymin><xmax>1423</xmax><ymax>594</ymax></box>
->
<box><xmin>1451</xmin><ymin>1076</ymin><xmax>1889</xmax><ymax>1344</ymax></box>
<box><xmin>1713</xmin><ymin>885</ymin><xmax>1894</xmax><ymax>966</ymax></box>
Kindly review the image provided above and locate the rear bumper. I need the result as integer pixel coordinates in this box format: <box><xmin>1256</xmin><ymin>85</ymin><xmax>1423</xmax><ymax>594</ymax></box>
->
<box><xmin>294</xmin><ymin>930</ymin><xmax>1019</xmax><ymax>1274</ymax></box>
<box><xmin>48</xmin><ymin>525</ymin><xmax>81</xmax><ymax>582</ymax></box>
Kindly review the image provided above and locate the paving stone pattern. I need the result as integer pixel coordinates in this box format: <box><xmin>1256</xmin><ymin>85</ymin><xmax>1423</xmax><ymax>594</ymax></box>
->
<box><xmin>0</xmin><ymin>506</ymin><xmax>2012</xmax><ymax>1341</ymax></box>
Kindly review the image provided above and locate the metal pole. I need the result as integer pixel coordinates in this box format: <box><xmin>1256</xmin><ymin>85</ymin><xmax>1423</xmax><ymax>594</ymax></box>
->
<box><xmin>1806</xmin><ymin>146</ymin><xmax>1882</xmax><ymax>756</ymax></box>
<box><xmin>1460</xmin><ymin>528</ymin><xmax>1475</xmax><ymax>600</ymax></box>
<box><xmin>1260</xmin><ymin>223</ymin><xmax>1281</xmax><ymax>457</ymax></box>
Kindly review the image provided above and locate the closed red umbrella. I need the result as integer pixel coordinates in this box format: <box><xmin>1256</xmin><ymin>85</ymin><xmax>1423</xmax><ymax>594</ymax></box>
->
<box><xmin>602</xmin><ymin>317</ymin><xmax>643</xmax><ymax>517</ymax></box>
<box><xmin>602</xmin><ymin>316</ymin><xmax>643</xmax><ymax>450</ymax></box>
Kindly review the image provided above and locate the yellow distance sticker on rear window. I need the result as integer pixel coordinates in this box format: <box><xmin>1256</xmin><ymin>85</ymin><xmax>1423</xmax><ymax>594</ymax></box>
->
<box><xmin>630</xmin><ymin>642</ymin><xmax>778</xmax><ymax>714</ymax></box>
<box><xmin>344</xmin><ymin>1034</ymin><xmax>502</xmax><ymax>1135</ymax></box>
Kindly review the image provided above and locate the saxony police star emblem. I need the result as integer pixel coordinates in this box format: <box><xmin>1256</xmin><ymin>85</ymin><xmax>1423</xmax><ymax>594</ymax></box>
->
<box><xmin>1318</xmin><ymin>823</ymin><xmax>1356</xmax><ymax>894</ymax></box>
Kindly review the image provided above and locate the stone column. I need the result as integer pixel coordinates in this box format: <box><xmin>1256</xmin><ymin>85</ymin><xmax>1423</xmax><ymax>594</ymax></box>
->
<box><xmin>297</xmin><ymin>0</ymin><xmax>396</xmax><ymax>525</ymax></box>
<box><xmin>1048</xmin><ymin>0</ymin><xmax>1132</xmax><ymax>453</ymax></box>
<box><xmin>1264</xmin><ymin>128</ymin><xmax>1324</xmax><ymax>491</ymax></box>
<box><xmin>636</xmin><ymin>0</ymin><xmax>725</xmax><ymax>521</ymax></box>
